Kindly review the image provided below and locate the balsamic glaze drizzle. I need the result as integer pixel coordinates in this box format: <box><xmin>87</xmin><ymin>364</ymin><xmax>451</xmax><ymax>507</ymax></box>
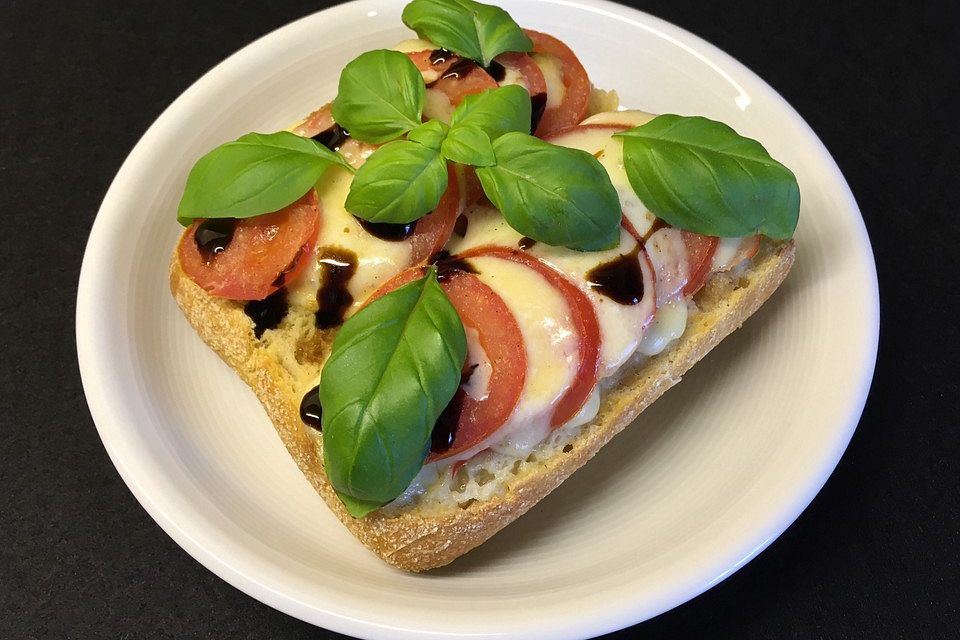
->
<box><xmin>244</xmin><ymin>288</ymin><xmax>289</xmax><ymax>339</ymax></box>
<box><xmin>429</xmin><ymin>250</ymin><xmax>478</xmax><ymax>282</ymax></box>
<box><xmin>585</xmin><ymin>246</ymin><xmax>645</xmax><ymax>305</ymax></box>
<box><xmin>530</xmin><ymin>93</ymin><xmax>548</xmax><ymax>134</ymax></box>
<box><xmin>357</xmin><ymin>218</ymin><xmax>417</xmax><ymax>241</ymax></box>
<box><xmin>194</xmin><ymin>219</ymin><xmax>236</xmax><ymax>260</ymax></box>
<box><xmin>484</xmin><ymin>60</ymin><xmax>507</xmax><ymax>82</ymax></box>
<box><xmin>299</xmin><ymin>385</ymin><xmax>323</xmax><ymax>430</ymax></box>
<box><xmin>315</xmin><ymin>248</ymin><xmax>358</xmax><ymax>328</ymax></box>
<box><xmin>518</xmin><ymin>236</ymin><xmax>537</xmax><ymax>250</ymax></box>
<box><xmin>311</xmin><ymin>123</ymin><xmax>350</xmax><ymax>151</ymax></box>
<box><xmin>429</xmin><ymin>48</ymin><xmax>452</xmax><ymax>65</ymax></box>
<box><xmin>430</xmin><ymin>363</ymin><xmax>477</xmax><ymax>454</ymax></box>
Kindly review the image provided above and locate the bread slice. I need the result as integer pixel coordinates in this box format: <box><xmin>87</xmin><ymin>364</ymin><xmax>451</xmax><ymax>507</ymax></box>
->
<box><xmin>170</xmin><ymin>233</ymin><xmax>794</xmax><ymax>571</ymax></box>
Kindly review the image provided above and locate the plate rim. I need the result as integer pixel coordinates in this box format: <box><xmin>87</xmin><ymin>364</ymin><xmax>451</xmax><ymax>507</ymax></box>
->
<box><xmin>76</xmin><ymin>0</ymin><xmax>880</xmax><ymax>637</ymax></box>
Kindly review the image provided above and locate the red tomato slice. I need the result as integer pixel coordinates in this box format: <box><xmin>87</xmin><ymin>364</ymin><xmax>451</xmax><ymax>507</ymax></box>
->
<box><xmin>681</xmin><ymin>231</ymin><xmax>720</xmax><ymax>296</ymax></box>
<box><xmin>366</xmin><ymin>265</ymin><xmax>527</xmax><ymax>461</ymax></box>
<box><xmin>407</xmin><ymin>165</ymin><xmax>461</xmax><ymax>264</ymax></box>
<box><xmin>292</xmin><ymin>103</ymin><xmax>334</xmax><ymax>138</ymax></box>
<box><xmin>460</xmin><ymin>245</ymin><xmax>601</xmax><ymax>429</ymax></box>
<box><xmin>495</xmin><ymin>52</ymin><xmax>548</xmax><ymax>97</ymax></box>
<box><xmin>178</xmin><ymin>190</ymin><xmax>320</xmax><ymax>300</ymax></box>
<box><xmin>525</xmin><ymin>30</ymin><xmax>591</xmax><ymax>138</ymax></box>
<box><xmin>430</xmin><ymin>61</ymin><xmax>499</xmax><ymax>106</ymax></box>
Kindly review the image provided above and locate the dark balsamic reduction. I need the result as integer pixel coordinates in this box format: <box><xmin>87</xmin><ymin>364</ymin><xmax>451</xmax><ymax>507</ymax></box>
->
<box><xmin>483</xmin><ymin>60</ymin><xmax>507</xmax><ymax>82</ymax></box>
<box><xmin>194</xmin><ymin>219</ymin><xmax>236</xmax><ymax>260</ymax></box>
<box><xmin>530</xmin><ymin>93</ymin><xmax>547</xmax><ymax>134</ymax></box>
<box><xmin>586</xmin><ymin>246</ymin><xmax>645</xmax><ymax>305</ymax></box>
<box><xmin>244</xmin><ymin>288</ymin><xmax>289</xmax><ymax>339</ymax></box>
<box><xmin>430</xmin><ymin>391</ymin><xmax>463</xmax><ymax>454</ymax></box>
<box><xmin>429</xmin><ymin>250</ymin><xmax>478</xmax><ymax>282</ymax></box>
<box><xmin>311</xmin><ymin>123</ymin><xmax>350</xmax><ymax>151</ymax></box>
<box><xmin>429</xmin><ymin>48</ymin><xmax>452</xmax><ymax>65</ymax></box>
<box><xmin>357</xmin><ymin>218</ymin><xmax>417</xmax><ymax>241</ymax></box>
<box><xmin>299</xmin><ymin>385</ymin><xmax>323</xmax><ymax>430</ymax></box>
<box><xmin>430</xmin><ymin>363</ymin><xmax>477</xmax><ymax>454</ymax></box>
<box><xmin>440</xmin><ymin>58</ymin><xmax>479</xmax><ymax>81</ymax></box>
<box><xmin>315</xmin><ymin>248</ymin><xmax>358</xmax><ymax>328</ymax></box>
<box><xmin>453</xmin><ymin>214</ymin><xmax>469</xmax><ymax>238</ymax></box>
<box><xmin>518</xmin><ymin>236</ymin><xmax>537</xmax><ymax>250</ymax></box>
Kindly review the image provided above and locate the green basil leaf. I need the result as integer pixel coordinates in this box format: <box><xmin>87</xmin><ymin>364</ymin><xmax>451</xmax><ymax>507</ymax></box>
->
<box><xmin>176</xmin><ymin>131</ymin><xmax>351</xmax><ymax>226</ymax></box>
<box><xmin>476</xmin><ymin>132</ymin><xmax>621</xmax><ymax>250</ymax></box>
<box><xmin>615</xmin><ymin>115</ymin><xmax>800</xmax><ymax>239</ymax></box>
<box><xmin>402</xmin><ymin>0</ymin><xmax>532</xmax><ymax>66</ymax></box>
<box><xmin>345</xmin><ymin>140</ymin><xmax>449</xmax><ymax>223</ymax></box>
<box><xmin>407</xmin><ymin>119</ymin><xmax>450</xmax><ymax>151</ymax></box>
<box><xmin>449</xmin><ymin>84</ymin><xmax>531</xmax><ymax>138</ymax></box>
<box><xmin>320</xmin><ymin>269</ymin><xmax>467</xmax><ymax>515</ymax></box>
<box><xmin>331</xmin><ymin>50</ymin><xmax>425</xmax><ymax>143</ymax></box>
<box><xmin>441</xmin><ymin>124</ymin><xmax>495</xmax><ymax>166</ymax></box>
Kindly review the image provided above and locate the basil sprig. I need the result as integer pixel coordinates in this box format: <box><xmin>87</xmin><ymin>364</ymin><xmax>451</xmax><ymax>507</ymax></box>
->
<box><xmin>402</xmin><ymin>0</ymin><xmax>532</xmax><ymax>66</ymax></box>
<box><xmin>320</xmin><ymin>269</ymin><xmax>467</xmax><ymax>517</ymax></box>
<box><xmin>345</xmin><ymin>85</ymin><xmax>531</xmax><ymax>223</ymax></box>
<box><xmin>176</xmin><ymin>131</ymin><xmax>351</xmax><ymax>226</ymax></box>
<box><xmin>331</xmin><ymin>50</ymin><xmax>425</xmax><ymax>143</ymax></box>
<box><xmin>616</xmin><ymin>115</ymin><xmax>800</xmax><ymax>239</ymax></box>
<box><xmin>476</xmin><ymin>133</ymin><xmax>622</xmax><ymax>251</ymax></box>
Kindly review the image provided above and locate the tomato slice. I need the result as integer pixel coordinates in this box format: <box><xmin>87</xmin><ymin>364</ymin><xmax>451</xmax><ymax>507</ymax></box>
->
<box><xmin>407</xmin><ymin>164</ymin><xmax>461</xmax><ymax>264</ymax></box>
<box><xmin>178</xmin><ymin>190</ymin><xmax>320</xmax><ymax>300</ymax></box>
<box><xmin>495</xmin><ymin>52</ymin><xmax>548</xmax><ymax>96</ymax></box>
<box><xmin>366</xmin><ymin>265</ymin><xmax>527</xmax><ymax>462</ymax></box>
<box><xmin>430</xmin><ymin>61</ymin><xmax>499</xmax><ymax>106</ymax></box>
<box><xmin>681</xmin><ymin>231</ymin><xmax>720</xmax><ymax>296</ymax></box>
<box><xmin>292</xmin><ymin>103</ymin><xmax>334</xmax><ymax>138</ymax></box>
<box><xmin>525</xmin><ymin>30</ymin><xmax>591</xmax><ymax>138</ymax></box>
<box><xmin>460</xmin><ymin>245</ymin><xmax>601</xmax><ymax>428</ymax></box>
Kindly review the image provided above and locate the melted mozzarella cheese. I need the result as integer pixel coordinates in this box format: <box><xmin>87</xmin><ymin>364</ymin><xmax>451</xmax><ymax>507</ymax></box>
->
<box><xmin>548</xmin><ymin>114</ymin><xmax>658</xmax><ymax>238</ymax></box>
<box><xmin>531</xmin><ymin>53</ymin><xmax>565</xmax><ymax>109</ymax></box>
<box><xmin>645</xmin><ymin>227</ymin><xmax>689</xmax><ymax>306</ymax></box>
<box><xmin>532</xmin><ymin>230</ymin><xmax>656</xmax><ymax>376</ymax></box>
<box><xmin>448</xmin><ymin>205</ymin><xmax>656</xmax><ymax>377</ymax></box>
<box><xmin>423</xmin><ymin>88</ymin><xmax>455</xmax><ymax>122</ymax></box>
<box><xmin>580</xmin><ymin>110</ymin><xmax>656</xmax><ymax>127</ymax></box>
<box><xmin>471</xmin><ymin>256</ymin><xmax>578</xmax><ymax>415</ymax></box>
<box><xmin>711</xmin><ymin>236</ymin><xmax>750</xmax><ymax>272</ymax></box>
<box><xmin>392</xmin><ymin>38</ymin><xmax>437</xmax><ymax>54</ymax></box>
<box><xmin>286</xmin><ymin>166</ymin><xmax>413</xmax><ymax>312</ymax></box>
<box><xmin>637</xmin><ymin>298</ymin><xmax>688</xmax><ymax>356</ymax></box>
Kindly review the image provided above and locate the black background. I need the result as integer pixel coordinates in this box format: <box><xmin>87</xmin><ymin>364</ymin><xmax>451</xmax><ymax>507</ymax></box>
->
<box><xmin>2</xmin><ymin>0</ymin><xmax>957</xmax><ymax>638</ymax></box>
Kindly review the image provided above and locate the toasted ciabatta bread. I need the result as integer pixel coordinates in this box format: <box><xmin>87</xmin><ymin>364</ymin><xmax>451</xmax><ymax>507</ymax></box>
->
<box><xmin>170</xmin><ymin>235</ymin><xmax>794</xmax><ymax>571</ymax></box>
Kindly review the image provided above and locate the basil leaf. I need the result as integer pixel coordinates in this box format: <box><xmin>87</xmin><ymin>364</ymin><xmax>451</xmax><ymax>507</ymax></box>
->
<box><xmin>402</xmin><ymin>0</ymin><xmax>532</xmax><ymax>66</ymax></box>
<box><xmin>449</xmin><ymin>84</ymin><xmax>531</xmax><ymax>138</ymax></box>
<box><xmin>331</xmin><ymin>50</ymin><xmax>425</xmax><ymax>143</ymax></box>
<box><xmin>615</xmin><ymin>115</ymin><xmax>800</xmax><ymax>239</ymax></box>
<box><xmin>345</xmin><ymin>140</ymin><xmax>449</xmax><ymax>223</ymax></box>
<box><xmin>441</xmin><ymin>124</ymin><xmax>495</xmax><ymax>166</ymax></box>
<box><xmin>476</xmin><ymin>132</ymin><xmax>621</xmax><ymax>250</ymax></box>
<box><xmin>320</xmin><ymin>269</ymin><xmax>467</xmax><ymax>516</ymax></box>
<box><xmin>177</xmin><ymin>131</ymin><xmax>351</xmax><ymax>226</ymax></box>
<box><xmin>407</xmin><ymin>119</ymin><xmax>450</xmax><ymax>151</ymax></box>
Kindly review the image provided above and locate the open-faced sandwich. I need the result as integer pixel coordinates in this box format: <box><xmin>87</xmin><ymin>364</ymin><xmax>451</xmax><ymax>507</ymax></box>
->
<box><xmin>170</xmin><ymin>0</ymin><xmax>798</xmax><ymax>571</ymax></box>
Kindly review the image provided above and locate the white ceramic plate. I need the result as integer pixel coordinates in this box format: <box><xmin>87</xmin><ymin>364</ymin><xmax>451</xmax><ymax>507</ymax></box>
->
<box><xmin>77</xmin><ymin>0</ymin><xmax>879</xmax><ymax>637</ymax></box>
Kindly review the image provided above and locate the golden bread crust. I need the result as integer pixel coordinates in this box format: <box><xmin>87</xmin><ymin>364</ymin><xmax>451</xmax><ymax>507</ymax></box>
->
<box><xmin>170</xmin><ymin>232</ymin><xmax>795</xmax><ymax>571</ymax></box>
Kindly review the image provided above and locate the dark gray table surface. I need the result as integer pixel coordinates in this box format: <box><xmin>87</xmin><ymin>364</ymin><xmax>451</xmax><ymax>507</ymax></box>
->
<box><xmin>2</xmin><ymin>0</ymin><xmax>957</xmax><ymax>638</ymax></box>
